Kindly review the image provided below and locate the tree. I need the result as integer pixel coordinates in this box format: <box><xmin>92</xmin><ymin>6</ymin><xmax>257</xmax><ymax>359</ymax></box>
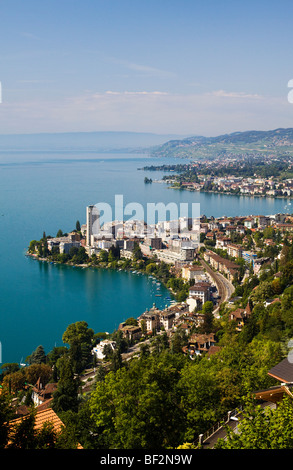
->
<box><xmin>133</xmin><ymin>242</ymin><xmax>143</xmax><ymax>260</ymax></box>
<box><xmin>68</xmin><ymin>246</ymin><xmax>79</xmax><ymax>258</ymax></box>
<box><xmin>7</xmin><ymin>409</ymin><xmax>37</xmax><ymax>449</ymax></box>
<box><xmin>62</xmin><ymin>321</ymin><xmax>95</xmax><ymax>373</ymax></box>
<box><xmin>56</xmin><ymin>229</ymin><xmax>63</xmax><ymax>237</ymax></box>
<box><xmin>71</xmin><ymin>247</ymin><xmax>89</xmax><ymax>264</ymax></box>
<box><xmin>124</xmin><ymin>317</ymin><xmax>138</xmax><ymax>326</ymax></box>
<box><xmin>52</xmin><ymin>356</ymin><xmax>80</xmax><ymax>413</ymax></box>
<box><xmin>0</xmin><ymin>390</ymin><xmax>14</xmax><ymax>448</ymax></box>
<box><xmin>108</xmin><ymin>245</ymin><xmax>120</xmax><ymax>261</ymax></box>
<box><xmin>25</xmin><ymin>363</ymin><xmax>52</xmax><ymax>388</ymax></box>
<box><xmin>89</xmin><ymin>352</ymin><xmax>186</xmax><ymax>448</ymax></box>
<box><xmin>99</xmin><ymin>250</ymin><xmax>108</xmax><ymax>262</ymax></box>
<box><xmin>215</xmin><ymin>397</ymin><xmax>293</xmax><ymax>449</ymax></box>
<box><xmin>26</xmin><ymin>345</ymin><xmax>46</xmax><ymax>365</ymax></box>
<box><xmin>0</xmin><ymin>363</ymin><xmax>20</xmax><ymax>378</ymax></box>
<box><xmin>76</xmin><ymin>220</ymin><xmax>81</xmax><ymax>232</ymax></box>
<box><xmin>7</xmin><ymin>408</ymin><xmax>63</xmax><ymax>449</ymax></box>
<box><xmin>199</xmin><ymin>301</ymin><xmax>214</xmax><ymax>334</ymax></box>
<box><xmin>62</xmin><ymin>321</ymin><xmax>94</xmax><ymax>348</ymax></box>
<box><xmin>170</xmin><ymin>329</ymin><xmax>188</xmax><ymax>354</ymax></box>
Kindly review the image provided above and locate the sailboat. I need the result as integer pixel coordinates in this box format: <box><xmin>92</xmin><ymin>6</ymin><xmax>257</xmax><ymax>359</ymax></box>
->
<box><xmin>20</xmin><ymin>357</ymin><xmax>26</xmax><ymax>367</ymax></box>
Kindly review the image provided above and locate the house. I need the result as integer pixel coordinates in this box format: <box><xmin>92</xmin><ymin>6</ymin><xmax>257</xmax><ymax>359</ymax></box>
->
<box><xmin>204</xmin><ymin>251</ymin><xmax>240</xmax><ymax>282</ymax></box>
<box><xmin>189</xmin><ymin>281</ymin><xmax>211</xmax><ymax>304</ymax></box>
<box><xmin>121</xmin><ymin>325</ymin><xmax>142</xmax><ymax>341</ymax></box>
<box><xmin>255</xmin><ymin>357</ymin><xmax>293</xmax><ymax>404</ymax></box>
<box><xmin>138</xmin><ymin>303</ymin><xmax>161</xmax><ymax>332</ymax></box>
<box><xmin>229</xmin><ymin>308</ymin><xmax>246</xmax><ymax>331</ymax></box>
<box><xmin>31</xmin><ymin>378</ymin><xmax>58</xmax><ymax>408</ymax></box>
<box><xmin>160</xmin><ymin>311</ymin><xmax>176</xmax><ymax>330</ymax></box>
<box><xmin>215</xmin><ymin>237</ymin><xmax>230</xmax><ymax>250</ymax></box>
<box><xmin>253</xmin><ymin>257</ymin><xmax>270</xmax><ymax>275</ymax></box>
<box><xmin>229</xmin><ymin>302</ymin><xmax>252</xmax><ymax>331</ymax></box>
<box><xmin>226</xmin><ymin>243</ymin><xmax>243</xmax><ymax>259</ymax></box>
<box><xmin>7</xmin><ymin>408</ymin><xmax>83</xmax><ymax>448</ymax></box>
<box><xmin>186</xmin><ymin>296</ymin><xmax>202</xmax><ymax>312</ymax></box>
<box><xmin>184</xmin><ymin>333</ymin><xmax>216</xmax><ymax>357</ymax></box>
<box><xmin>244</xmin><ymin>217</ymin><xmax>254</xmax><ymax>229</ymax></box>
<box><xmin>181</xmin><ymin>265</ymin><xmax>205</xmax><ymax>281</ymax></box>
<box><xmin>92</xmin><ymin>339</ymin><xmax>116</xmax><ymax>360</ymax></box>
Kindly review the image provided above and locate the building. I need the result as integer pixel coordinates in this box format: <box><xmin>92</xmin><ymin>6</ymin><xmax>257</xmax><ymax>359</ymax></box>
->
<box><xmin>226</xmin><ymin>243</ymin><xmax>243</xmax><ymax>259</ymax></box>
<box><xmin>204</xmin><ymin>251</ymin><xmax>240</xmax><ymax>282</ymax></box>
<box><xmin>215</xmin><ymin>237</ymin><xmax>231</xmax><ymax>250</ymax></box>
<box><xmin>180</xmin><ymin>247</ymin><xmax>195</xmax><ymax>261</ymax></box>
<box><xmin>183</xmin><ymin>333</ymin><xmax>216</xmax><ymax>357</ymax></box>
<box><xmin>121</xmin><ymin>325</ymin><xmax>142</xmax><ymax>341</ymax></box>
<box><xmin>92</xmin><ymin>340</ymin><xmax>116</xmax><ymax>360</ymax></box>
<box><xmin>47</xmin><ymin>233</ymin><xmax>81</xmax><ymax>253</ymax></box>
<box><xmin>138</xmin><ymin>306</ymin><xmax>161</xmax><ymax>332</ymax></box>
<box><xmin>228</xmin><ymin>303</ymin><xmax>252</xmax><ymax>331</ymax></box>
<box><xmin>160</xmin><ymin>311</ymin><xmax>176</xmax><ymax>330</ymax></box>
<box><xmin>181</xmin><ymin>265</ymin><xmax>205</xmax><ymax>281</ymax></box>
<box><xmin>138</xmin><ymin>303</ymin><xmax>181</xmax><ymax>333</ymax></box>
<box><xmin>255</xmin><ymin>358</ymin><xmax>293</xmax><ymax>404</ymax></box>
<box><xmin>31</xmin><ymin>378</ymin><xmax>58</xmax><ymax>408</ymax></box>
<box><xmin>8</xmin><ymin>408</ymin><xmax>83</xmax><ymax>448</ymax></box>
<box><xmin>189</xmin><ymin>281</ymin><xmax>211</xmax><ymax>304</ymax></box>
<box><xmin>145</xmin><ymin>237</ymin><xmax>163</xmax><ymax>250</ymax></box>
<box><xmin>59</xmin><ymin>240</ymin><xmax>81</xmax><ymax>254</ymax></box>
<box><xmin>86</xmin><ymin>204</ymin><xmax>100</xmax><ymax>246</ymax></box>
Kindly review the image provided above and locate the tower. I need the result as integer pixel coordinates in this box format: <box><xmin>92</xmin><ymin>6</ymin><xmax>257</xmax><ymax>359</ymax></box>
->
<box><xmin>86</xmin><ymin>205</ymin><xmax>100</xmax><ymax>246</ymax></box>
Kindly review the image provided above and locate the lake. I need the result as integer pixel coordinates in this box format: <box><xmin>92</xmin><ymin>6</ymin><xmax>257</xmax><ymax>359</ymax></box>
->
<box><xmin>0</xmin><ymin>151</ymin><xmax>290</xmax><ymax>364</ymax></box>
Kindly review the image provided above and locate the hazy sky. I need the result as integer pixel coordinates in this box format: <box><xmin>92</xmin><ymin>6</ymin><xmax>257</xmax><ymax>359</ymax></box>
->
<box><xmin>1</xmin><ymin>0</ymin><xmax>293</xmax><ymax>136</ymax></box>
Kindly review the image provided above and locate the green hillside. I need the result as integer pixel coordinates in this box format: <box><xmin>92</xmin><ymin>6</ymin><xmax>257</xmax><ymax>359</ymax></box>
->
<box><xmin>152</xmin><ymin>128</ymin><xmax>293</xmax><ymax>160</ymax></box>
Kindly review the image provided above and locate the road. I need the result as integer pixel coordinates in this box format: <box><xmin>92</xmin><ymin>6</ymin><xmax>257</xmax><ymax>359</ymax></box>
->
<box><xmin>199</xmin><ymin>257</ymin><xmax>235</xmax><ymax>316</ymax></box>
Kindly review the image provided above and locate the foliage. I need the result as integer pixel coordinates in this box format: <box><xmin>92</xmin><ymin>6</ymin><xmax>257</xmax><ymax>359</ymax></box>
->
<box><xmin>215</xmin><ymin>397</ymin><xmax>293</xmax><ymax>449</ymax></box>
<box><xmin>26</xmin><ymin>345</ymin><xmax>47</xmax><ymax>365</ymax></box>
<box><xmin>52</xmin><ymin>355</ymin><xmax>80</xmax><ymax>413</ymax></box>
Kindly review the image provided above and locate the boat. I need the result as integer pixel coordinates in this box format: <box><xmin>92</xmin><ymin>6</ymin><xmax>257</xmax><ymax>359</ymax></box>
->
<box><xmin>20</xmin><ymin>357</ymin><xmax>26</xmax><ymax>367</ymax></box>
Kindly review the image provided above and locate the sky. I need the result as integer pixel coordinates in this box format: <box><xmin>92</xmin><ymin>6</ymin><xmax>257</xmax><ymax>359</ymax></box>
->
<box><xmin>1</xmin><ymin>0</ymin><xmax>293</xmax><ymax>136</ymax></box>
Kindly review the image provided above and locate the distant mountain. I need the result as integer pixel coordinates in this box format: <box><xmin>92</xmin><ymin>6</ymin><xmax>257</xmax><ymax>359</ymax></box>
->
<box><xmin>152</xmin><ymin>128</ymin><xmax>293</xmax><ymax>159</ymax></box>
<box><xmin>0</xmin><ymin>131</ymin><xmax>187</xmax><ymax>152</ymax></box>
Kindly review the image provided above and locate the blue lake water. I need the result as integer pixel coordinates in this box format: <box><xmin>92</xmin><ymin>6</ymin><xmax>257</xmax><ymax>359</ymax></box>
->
<box><xmin>0</xmin><ymin>151</ymin><xmax>290</xmax><ymax>364</ymax></box>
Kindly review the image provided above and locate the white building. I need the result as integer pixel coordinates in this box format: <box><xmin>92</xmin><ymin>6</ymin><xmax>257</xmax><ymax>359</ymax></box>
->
<box><xmin>86</xmin><ymin>205</ymin><xmax>100</xmax><ymax>246</ymax></box>
<box><xmin>92</xmin><ymin>340</ymin><xmax>116</xmax><ymax>360</ymax></box>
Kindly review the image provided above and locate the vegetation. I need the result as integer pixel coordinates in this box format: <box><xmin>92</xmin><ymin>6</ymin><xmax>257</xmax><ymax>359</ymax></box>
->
<box><xmin>151</xmin><ymin>128</ymin><xmax>293</xmax><ymax>160</ymax></box>
<box><xmin>12</xmin><ymin>216</ymin><xmax>293</xmax><ymax>448</ymax></box>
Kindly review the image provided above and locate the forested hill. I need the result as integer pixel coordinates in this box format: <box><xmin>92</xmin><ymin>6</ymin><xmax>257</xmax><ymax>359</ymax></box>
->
<box><xmin>152</xmin><ymin>128</ymin><xmax>293</xmax><ymax>160</ymax></box>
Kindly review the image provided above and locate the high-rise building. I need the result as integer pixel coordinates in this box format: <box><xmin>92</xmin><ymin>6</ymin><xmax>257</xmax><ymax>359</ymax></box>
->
<box><xmin>86</xmin><ymin>205</ymin><xmax>100</xmax><ymax>246</ymax></box>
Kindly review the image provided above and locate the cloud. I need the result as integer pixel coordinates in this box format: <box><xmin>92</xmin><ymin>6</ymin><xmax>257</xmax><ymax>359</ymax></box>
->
<box><xmin>20</xmin><ymin>32</ymin><xmax>40</xmax><ymax>40</ymax></box>
<box><xmin>206</xmin><ymin>89</ymin><xmax>263</xmax><ymax>100</ymax></box>
<box><xmin>105</xmin><ymin>90</ymin><xmax>168</xmax><ymax>96</ymax></box>
<box><xmin>106</xmin><ymin>56</ymin><xmax>176</xmax><ymax>79</ymax></box>
<box><xmin>0</xmin><ymin>89</ymin><xmax>291</xmax><ymax>136</ymax></box>
<box><xmin>16</xmin><ymin>79</ymin><xmax>56</xmax><ymax>84</ymax></box>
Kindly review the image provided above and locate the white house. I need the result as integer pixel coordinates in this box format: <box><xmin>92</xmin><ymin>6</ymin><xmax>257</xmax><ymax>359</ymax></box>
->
<box><xmin>92</xmin><ymin>340</ymin><xmax>116</xmax><ymax>360</ymax></box>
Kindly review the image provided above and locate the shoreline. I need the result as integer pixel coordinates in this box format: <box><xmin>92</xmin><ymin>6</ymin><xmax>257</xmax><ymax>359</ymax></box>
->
<box><xmin>25</xmin><ymin>250</ymin><xmax>177</xmax><ymax>302</ymax></box>
<box><xmin>167</xmin><ymin>185</ymin><xmax>293</xmax><ymax>199</ymax></box>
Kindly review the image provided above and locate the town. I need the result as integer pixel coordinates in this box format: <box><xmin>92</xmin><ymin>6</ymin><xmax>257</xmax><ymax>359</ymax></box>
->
<box><xmin>4</xmin><ymin>203</ymin><xmax>293</xmax><ymax>449</ymax></box>
<box><xmin>27</xmin><ymin>205</ymin><xmax>293</xmax><ymax>360</ymax></box>
<box><xmin>143</xmin><ymin>154</ymin><xmax>293</xmax><ymax>197</ymax></box>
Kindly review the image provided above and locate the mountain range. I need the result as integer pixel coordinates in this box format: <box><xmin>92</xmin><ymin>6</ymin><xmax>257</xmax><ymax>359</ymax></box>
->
<box><xmin>151</xmin><ymin>128</ymin><xmax>293</xmax><ymax>159</ymax></box>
